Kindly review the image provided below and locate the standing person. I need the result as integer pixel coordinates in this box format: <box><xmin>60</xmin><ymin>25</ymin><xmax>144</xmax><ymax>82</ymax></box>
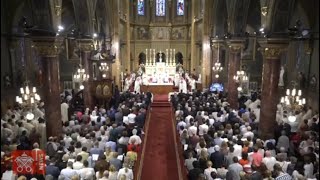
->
<box><xmin>61</xmin><ymin>100</ymin><xmax>69</xmax><ymax>124</ymax></box>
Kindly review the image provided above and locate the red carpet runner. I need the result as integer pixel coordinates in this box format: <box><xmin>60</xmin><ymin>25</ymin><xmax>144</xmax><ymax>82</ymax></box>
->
<box><xmin>137</xmin><ymin>95</ymin><xmax>183</xmax><ymax>180</ymax></box>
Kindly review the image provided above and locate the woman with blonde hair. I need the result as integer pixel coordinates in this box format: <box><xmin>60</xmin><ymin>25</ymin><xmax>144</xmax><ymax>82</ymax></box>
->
<box><xmin>204</xmin><ymin>161</ymin><xmax>217</xmax><ymax>180</ymax></box>
<box><xmin>104</xmin><ymin>146</ymin><xmax>113</xmax><ymax>162</ymax></box>
<box><xmin>220</xmin><ymin>141</ymin><xmax>229</xmax><ymax>156</ymax></box>
<box><xmin>198</xmin><ymin>149</ymin><xmax>209</xmax><ymax>171</ymax></box>
<box><xmin>108</xmin><ymin>165</ymin><xmax>119</xmax><ymax>180</ymax></box>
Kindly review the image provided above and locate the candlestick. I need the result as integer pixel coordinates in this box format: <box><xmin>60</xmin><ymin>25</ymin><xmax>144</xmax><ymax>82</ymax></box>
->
<box><xmin>173</xmin><ymin>49</ymin><xmax>176</xmax><ymax>65</ymax></box>
<box><xmin>150</xmin><ymin>49</ymin><xmax>152</xmax><ymax>65</ymax></box>
<box><xmin>153</xmin><ymin>49</ymin><xmax>156</xmax><ymax>66</ymax></box>
<box><xmin>166</xmin><ymin>49</ymin><xmax>168</xmax><ymax>66</ymax></box>
<box><xmin>145</xmin><ymin>49</ymin><xmax>148</xmax><ymax>66</ymax></box>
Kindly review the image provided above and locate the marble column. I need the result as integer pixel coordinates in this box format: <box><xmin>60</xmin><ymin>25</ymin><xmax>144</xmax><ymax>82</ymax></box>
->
<box><xmin>258</xmin><ymin>38</ymin><xmax>288</xmax><ymax>140</ymax></box>
<box><xmin>79</xmin><ymin>39</ymin><xmax>94</xmax><ymax>109</ymax></box>
<box><xmin>227</xmin><ymin>40</ymin><xmax>244</xmax><ymax>110</ymax></box>
<box><xmin>33</xmin><ymin>37</ymin><xmax>63</xmax><ymax>138</ymax></box>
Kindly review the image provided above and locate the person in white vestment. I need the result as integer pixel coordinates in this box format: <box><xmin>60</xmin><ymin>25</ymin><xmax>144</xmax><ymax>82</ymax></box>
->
<box><xmin>134</xmin><ymin>76</ymin><xmax>142</xmax><ymax>94</ymax></box>
<box><xmin>61</xmin><ymin>100</ymin><xmax>69</xmax><ymax>123</ymax></box>
<box><xmin>189</xmin><ymin>77</ymin><xmax>196</xmax><ymax>92</ymax></box>
<box><xmin>124</xmin><ymin>76</ymin><xmax>132</xmax><ymax>92</ymax></box>
<box><xmin>179</xmin><ymin>77</ymin><xmax>188</xmax><ymax>93</ymax></box>
<box><xmin>278</xmin><ymin>66</ymin><xmax>285</xmax><ymax>87</ymax></box>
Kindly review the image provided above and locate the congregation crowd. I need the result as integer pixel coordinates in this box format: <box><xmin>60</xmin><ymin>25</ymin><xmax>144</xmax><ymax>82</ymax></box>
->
<box><xmin>1</xmin><ymin>91</ymin><xmax>152</xmax><ymax>180</ymax></box>
<box><xmin>172</xmin><ymin>90</ymin><xmax>319</xmax><ymax>180</ymax></box>
<box><xmin>1</xmin><ymin>87</ymin><xmax>319</xmax><ymax>180</ymax></box>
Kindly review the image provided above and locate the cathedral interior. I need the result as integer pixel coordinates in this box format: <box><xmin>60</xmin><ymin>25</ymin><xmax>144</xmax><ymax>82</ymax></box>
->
<box><xmin>0</xmin><ymin>0</ymin><xmax>319</xmax><ymax>179</ymax></box>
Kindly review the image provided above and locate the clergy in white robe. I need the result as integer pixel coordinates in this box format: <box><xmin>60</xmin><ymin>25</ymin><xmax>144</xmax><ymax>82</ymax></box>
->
<box><xmin>61</xmin><ymin>101</ymin><xmax>69</xmax><ymax>123</ymax></box>
<box><xmin>134</xmin><ymin>76</ymin><xmax>142</xmax><ymax>94</ymax></box>
<box><xmin>189</xmin><ymin>77</ymin><xmax>196</xmax><ymax>91</ymax></box>
<box><xmin>124</xmin><ymin>76</ymin><xmax>132</xmax><ymax>92</ymax></box>
<box><xmin>179</xmin><ymin>77</ymin><xmax>188</xmax><ymax>93</ymax></box>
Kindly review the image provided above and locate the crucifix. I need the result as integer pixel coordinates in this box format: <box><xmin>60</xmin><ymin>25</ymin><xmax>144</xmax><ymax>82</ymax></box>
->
<box><xmin>159</xmin><ymin>50</ymin><xmax>162</xmax><ymax>63</ymax></box>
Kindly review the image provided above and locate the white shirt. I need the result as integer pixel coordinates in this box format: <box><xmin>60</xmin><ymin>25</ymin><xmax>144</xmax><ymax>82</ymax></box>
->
<box><xmin>233</xmin><ymin>144</ymin><xmax>243</xmax><ymax>158</ymax></box>
<box><xmin>185</xmin><ymin>115</ymin><xmax>193</xmax><ymax>127</ymax></box>
<box><xmin>60</xmin><ymin>167</ymin><xmax>78</xmax><ymax>180</ymax></box>
<box><xmin>1</xmin><ymin>170</ymin><xmax>16</xmax><ymax>180</ymax></box>
<box><xmin>304</xmin><ymin>163</ymin><xmax>314</xmax><ymax>178</ymax></box>
<box><xmin>204</xmin><ymin>167</ymin><xmax>217</xmax><ymax>180</ymax></box>
<box><xmin>77</xmin><ymin>167</ymin><xmax>95</xmax><ymax>180</ymax></box>
<box><xmin>73</xmin><ymin>161</ymin><xmax>84</xmax><ymax>170</ymax></box>
<box><xmin>128</xmin><ymin>135</ymin><xmax>142</xmax><ymax>145</ymax></box>
<box><xmin>128</xmin><ymin>113</ymin><xmax>136</xmax><ymax>124</ymax></box>
<box><xmin>198</xmin><ymin>124</ymin><xmax>209</xmax><ymax>136</ymax></box>
<box><xmin>262</xmin><ymin>156</ymin><xmax>277</xmax><ymax>171</ymax></box>
<box><xmin>177</xmin><ymin>121</ymin><xmax>187</xmax><ymax>131</ymax></box>
<box><xmin>188</xmin><ymin>125</ymin><xmax>198</xmax><ymax>136</ymax></box>
<box><xmin>117</xmin><ymin>167</ymin><xmax>133</xmax><ymax>180</ymax></box>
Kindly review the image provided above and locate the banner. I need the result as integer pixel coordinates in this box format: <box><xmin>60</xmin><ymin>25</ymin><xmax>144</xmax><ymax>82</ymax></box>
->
<box><xmin>12</xmin><ymin>150</ymin><xmax>46</xmax><ymax>175</ymax></box>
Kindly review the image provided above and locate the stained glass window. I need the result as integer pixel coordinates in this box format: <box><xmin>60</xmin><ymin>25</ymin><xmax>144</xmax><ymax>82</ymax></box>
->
<box><xmin>177</xmin><ymin>0</ymin><xmax>184</xmax><ymax>16</ymax></box>
<box><xmin>156</xmin><ymin>0</ymin><xmax>165</xmax><ymax>16</ymax></box>
<box><xmin>137</xmin><ymin>0</ymin><xmax>145</xmax><ymax>15</ymax></box>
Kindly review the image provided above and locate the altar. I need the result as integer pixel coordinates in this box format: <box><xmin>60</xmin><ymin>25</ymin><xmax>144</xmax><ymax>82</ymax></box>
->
<box><xmin>141</xmin><ymin>84</ymin><xmax>174</xmax><ymax>95</ymax></box>
<box><xmin>143</xmin><ymin>49</ymin><xmax>177</xmax><ymax>85</ymax></box>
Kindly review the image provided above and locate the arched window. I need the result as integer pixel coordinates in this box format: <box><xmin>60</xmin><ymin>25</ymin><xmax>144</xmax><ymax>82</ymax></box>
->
<box><xmin>177</xmin><ymin>0</ymin><xmax>184</xmax><ymax>16</ymax></box>
<box><xmin>137</xmin><ymin>0</ymin><xmax>145</xmax><ymax>15</ymax></box>
<box><xmin>156</xmin><ymin>0</ymin><xmax>166</xmax><ymax>16</ymax></box>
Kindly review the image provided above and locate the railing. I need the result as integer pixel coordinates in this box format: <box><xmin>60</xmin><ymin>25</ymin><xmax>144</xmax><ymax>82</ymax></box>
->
<box><xmin>171</xmin><ymin>107</ymin><xmax>188</xmax><ymax>180</ymax></box>
<box><xmin>133</xmin><ymin>106</ymin><xmax>151</xmax><ymax>180</ymax></box>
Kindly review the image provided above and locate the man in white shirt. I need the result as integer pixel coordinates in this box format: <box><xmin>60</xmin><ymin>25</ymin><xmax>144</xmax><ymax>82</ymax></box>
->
<box><xmin>60</xmin><ymin>161</ymin><xmax>78</xmax><ymax>180</ymax></box>
<box><xmin>262</xmin><ymin>151</ymin><xmax>277</xmax><ymax>171</ymax></box>
<box><xmin>72</xmin><ymin>155</ymin><xmax>84</xmax><ymax>170</ymax></box>
<box><xmin>198</xmin><ymin>121</ymin><xmax>209</xmax><ymax>136</ymax></box>
<box><xmin>128</xmin><ymin>129</ymin><xmax>142</xmax><ymax>145</ymax></box>
<box><xmin>61</xmin><ymin>100</ymin><xmax>69</xmax><ymax>124</ymax></box>
<box><xmin>177</xmin><ymin>119</ymin><xmax>187</xmax><ymax>131</ymax></box>
<box><xmin>77</xmin><ymin>160</ymin><xmax>95</xmax><ymax>180</ymax></box>
<box><xmin>187</xmin><ymin>122</ymin><xmax>198</xmax><ymax>137</ymax></box>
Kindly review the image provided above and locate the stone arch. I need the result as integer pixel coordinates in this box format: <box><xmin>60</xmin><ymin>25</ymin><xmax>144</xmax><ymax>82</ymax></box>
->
<box><xmin>211</xmin><ymin>0</ymin><xmax>228</xmax><ymax>36</ymax></box>
<box><xmin>175</xmin><ymin>52</ymin><xmax>183</xmax><ymax>64</ymax></box>
<box><xmin>271</xmin><ymin>0</ymin><xmax>295</xmax><ymax>33</ymax></box>
<box><xmin>156</xmin><ymin>52</ymin><xmax>166</xmax><ymax>63</ymax></box>
<box><xmin>138</xmin><ymin>52</ymin><xmax>146</xmax><ymax>64</ymax></box>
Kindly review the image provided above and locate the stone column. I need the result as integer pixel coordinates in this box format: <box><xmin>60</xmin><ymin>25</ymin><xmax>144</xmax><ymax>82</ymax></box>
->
<box><xmin>32</xmin><ymin>37</ymin><xmax>63</xmax><ymax>138</ymax></box>
<box><xmin>258</xmin><ymin>38</ymin><xmax>288</xmax><ymax>140</ymax></box>
<box><xmin>79</xmin><ymin>39</ymin><xmax>94</xmax><ymax>109</ymax></box>
<box><xmin>226</xmin><ymin>39</ymin><xmax>244</xmax><ymax>109</ymax></box>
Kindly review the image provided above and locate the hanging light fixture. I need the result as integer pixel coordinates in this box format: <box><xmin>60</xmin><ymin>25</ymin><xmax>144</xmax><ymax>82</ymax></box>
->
<box><xmin>280</xmin><ymin>82</ymin><xmax>305</xmax><ymax>110</ymax></box>
<box><xmin>16</xmin><ymin>85</ymin><xmax>41</xmax><ymax>107</ymax></box>
<box><xmin>73</xmin><ymin>41</ymin><xmax>89</xmax><ymax>86</ymax></box>
<box><xmin>233</xmin><ymin>70</ymin><xmax>249</xmax><ymax>83</ymax></box>
<box><xmin>15</xmin><ymin>35</ymin><xmax>41</xmax><ymax>110</ymax></box>
<box><xmin>99</xmin><ymin>62</ymin><xmax>109</xmax><ymax>79</ymax></box>
<box><xmin>212</xmin><ymin>42</ymin><xmax>223</xmax><ymax>78</ymax></box>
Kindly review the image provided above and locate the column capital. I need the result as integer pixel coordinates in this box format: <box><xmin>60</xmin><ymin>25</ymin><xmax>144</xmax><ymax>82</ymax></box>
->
<box><xmin>258</xmin><ymin>38</ymin><xmax>289</xmax><ymax>59</ymax></box>
<box><xmin>78</xmin><ymin>39</ymin><xmax>94</xmax><ymax>52</ymax></box>
<box><xmin>211</xmin><ymin>39</ymin><xmax>225</xmax><ymax>49</ymax></box>
<box><xmin>32</xmin><ymin>37</ymin><xmax>64</xmax><ymax>57</ymax></box>
<box><xmin>226</xmin><ymin>39</ymin><xmax>245</xmax><ymax>53</ymax></box>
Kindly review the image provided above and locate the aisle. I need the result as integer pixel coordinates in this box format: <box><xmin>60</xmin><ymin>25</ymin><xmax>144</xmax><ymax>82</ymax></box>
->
<box><xmin>137</xmin><ymin>95</ymin><xmax>183</xmax><ymax>180</ymax></box>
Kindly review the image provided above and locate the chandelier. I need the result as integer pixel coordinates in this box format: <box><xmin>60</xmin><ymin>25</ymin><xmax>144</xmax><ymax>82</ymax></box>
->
<box><xmin>73</xmin><ymin>41</ymin><xmax>89</xmax><ymax>89</ymax></box>
<box><xmin>233</xmin><ymin>70</ymin><xmax>249</xmax><ymax>92</ymax></box>
<box><xmin>99</xmin><ymin>62</ymin><xmax>109</xmax><ymax>79</ymax></box>
<box><xmin>280</xmin><ymin>87</ymin><xmax>306</xmax><ymax>109</ymax></box>
<box><xmin>212</xmin><ymin>42</ymin><xmax>223</xmax><ymax>78</ymax></box>
<box><xmin>16</xmin><ymin>85</ymin><xmax>41</xmax><ymax>108</ymax></box>
<box><xmin>233</xmin><ymin>70</ymin><xmax>248</xmax><ymax>83</ymax></box>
